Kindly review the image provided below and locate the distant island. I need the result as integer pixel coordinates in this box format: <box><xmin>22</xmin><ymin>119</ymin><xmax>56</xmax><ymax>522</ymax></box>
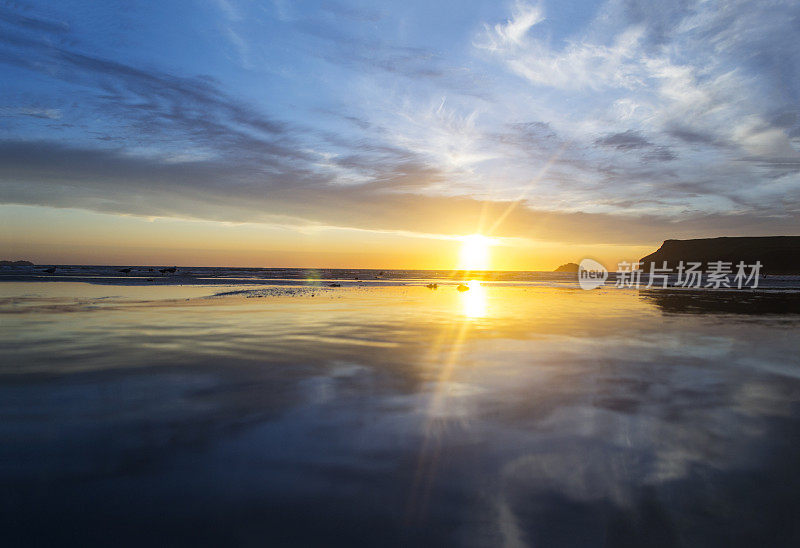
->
<box><xmin>640</xmin><ymin>236</ymin><xmax>800</xmax><ymax>274</ymax></box>
<box><xmin>0</xmin><ymin>260</ymin><xmax>34</xmax><ymax>266</ymax></box>
<box><xmin>554</xmin><ymin>262</ymin><xmax>579</xmax><ymax>273</ymax></box>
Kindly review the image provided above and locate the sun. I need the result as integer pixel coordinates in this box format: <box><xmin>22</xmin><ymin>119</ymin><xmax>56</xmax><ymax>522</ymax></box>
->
<box><xmin>458</xmin><ymin>234</ymin><xmax>493</xmax><ymax>271</ymax></box>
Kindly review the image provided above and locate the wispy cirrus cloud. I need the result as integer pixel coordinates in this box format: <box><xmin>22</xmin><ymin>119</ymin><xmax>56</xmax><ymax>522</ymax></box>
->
<box><xmin>481</xmin><ymin>1</ymin><xmax>544</xmax><ymax>48</ymax></box>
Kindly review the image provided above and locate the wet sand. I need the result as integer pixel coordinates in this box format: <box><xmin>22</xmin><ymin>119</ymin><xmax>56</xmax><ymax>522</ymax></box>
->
<box><xmin>1</xmin><ymin>281</ymin><xmax>799</xmax><ymax>546</ymax></box>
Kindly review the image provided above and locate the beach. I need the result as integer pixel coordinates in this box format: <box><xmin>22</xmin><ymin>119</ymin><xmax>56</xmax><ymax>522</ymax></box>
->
<box><xmin>2</xmin><ymin>274</ymin><xmax>799</xmax><ymax>546</ymax></box>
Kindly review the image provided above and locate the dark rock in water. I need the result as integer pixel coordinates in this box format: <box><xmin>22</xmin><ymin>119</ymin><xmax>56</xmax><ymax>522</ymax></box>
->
<box><xmin>159</xmin><ymin>267</ymin><xmax>177</xmax><ymax>274</ymax></box>
<box><xmin>148</xmin><ymin>268</ymin><xmax>154</xmax><ymax>272</ymax></box>
<box><xmin>640</xmin><ymin>236</ymin><xmax>800</xmax><ymax>274</ymax></box>
<box><xmin>554</xmin><ymin>262</ymin><xmax>579</xmax><ymax>273</ymax></box>
<box><xmin>456</xmin><ymin>284</ymin><xmax>469</xmax><ymax>292</ymax></box>
<box><xmin>328</xmin><ymin>282</ymin><xmax>341</xmax><ymax>287</ymax></box>
<box><xmin>43</xmin><ymin>267</ymin><xmax>56</xmax><ymax>274</ymax></box>
<box><xmin>0</xmin><ymin>260</ymin><xmax>34</xmax><ymax>266</ymax></box>
<box><xmin>119</xmin><ymin>268</ymin><xmax>132</xmax><ymax>274</ymax></box>
<box><xmin>146</xmin><ymin>278</ymin><xmax>154</xmax><ymax>282</ymax></box>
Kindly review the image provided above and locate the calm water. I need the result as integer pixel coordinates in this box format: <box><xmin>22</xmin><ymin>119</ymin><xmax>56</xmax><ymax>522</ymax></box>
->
<box><xmin>1</xmin><ymin>279</ymin><xmax>799</xmax><ymax>546</ymax></box>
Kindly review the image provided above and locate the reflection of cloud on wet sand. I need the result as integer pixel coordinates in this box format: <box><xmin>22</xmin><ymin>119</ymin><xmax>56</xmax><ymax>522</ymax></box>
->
<box><xmin>2</xmin><ymin>284</ymin><xmax>800</xmax><ymax>544</ymax></box>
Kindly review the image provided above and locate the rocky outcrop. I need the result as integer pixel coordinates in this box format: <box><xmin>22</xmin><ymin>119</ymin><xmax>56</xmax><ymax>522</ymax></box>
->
<box><xmin>554</xmin><ymin>262</ymin><xmax>579</xmax><ymax>273</ymax></box>
<box><xmin>639</xmin><ymin>237</ymin><xmax>800</xmax><ymax>274</ymax></box>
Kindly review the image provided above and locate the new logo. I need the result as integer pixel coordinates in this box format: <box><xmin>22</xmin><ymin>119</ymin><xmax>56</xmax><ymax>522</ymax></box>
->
<box><xmin>578</xmin><ymin>258</ymin><xmax>608</xmax><ymax>290</ymax></box>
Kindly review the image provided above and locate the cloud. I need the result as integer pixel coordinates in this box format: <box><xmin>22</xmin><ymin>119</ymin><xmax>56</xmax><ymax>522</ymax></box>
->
<box><xmin>644</xmin><ymin>147</ymin><xmax>677</xmax><ymax>162</ymax></box>
<box><xmin>475</xmin><ymin>0</ymin><xmax>800</xmax><ymax>209</ymax></box>
<box><xmin>0</xmin><ymin>106</ymin><xmax>61</xmax><ymax>119</ymax></box>
<box><xmin>478</xmin><ymin>4</ymin><xmax>647</xmax><ymax>91</ymax></box>
<box><xmin>2</xmin><ymin>140</ymin><xmax>798</xmax><ymax>245</ymax></box>
<box><xmin>666</xmin><ymin>126</ymin><xmax>725</xmax><ymax>147</ymax></box>
<box><xmin>594</xmin><ymin>130</ymin><xmax>677</xmax><ymax>162</ymax></box>
<box><xmin>484</xmin><ymin>2</ymin><xmax>545</xmax><ymax>48</ymax></box>
<box><xmin>595</xmin><ymin>130</ymin><xmax>652</xmax><ymax>150</ymax></box>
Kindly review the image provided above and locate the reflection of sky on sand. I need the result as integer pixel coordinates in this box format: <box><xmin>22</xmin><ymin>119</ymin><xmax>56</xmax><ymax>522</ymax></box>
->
<box><xmin>1</xmin><ymin>283</ymin><xmax>800</xmax><ymax>545</ymax></box>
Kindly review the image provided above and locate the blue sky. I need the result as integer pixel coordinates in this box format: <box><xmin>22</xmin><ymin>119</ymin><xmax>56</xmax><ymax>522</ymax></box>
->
<box><xmin>1</xmin><ymin>0</ymin><xmax>799</xmax><ymax>265</ymax></box>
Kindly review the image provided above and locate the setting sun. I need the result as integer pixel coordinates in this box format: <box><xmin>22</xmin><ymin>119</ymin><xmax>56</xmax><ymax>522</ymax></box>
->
<box><xmin>458</xmin><ymin>234</ymin><xmax>493</xmax><ymax>271</ymax></box>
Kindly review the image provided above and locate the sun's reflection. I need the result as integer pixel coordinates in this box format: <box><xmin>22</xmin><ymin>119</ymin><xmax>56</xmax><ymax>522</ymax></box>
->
<box><xmin>408</xmin><ymin>279</ymin><xmax>488</xmax><ymax>518</ymax></box>
<box><xmin>461</xmin><ymin>280</ymin><xmax>487</xmax><ymax>318</ymax></box>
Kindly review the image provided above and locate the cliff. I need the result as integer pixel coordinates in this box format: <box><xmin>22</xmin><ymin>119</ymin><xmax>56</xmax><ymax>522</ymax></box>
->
<box><xmin>639</xmin><ymin>237</ymin><xmax>800</xmax><ymax>274</ymax></box>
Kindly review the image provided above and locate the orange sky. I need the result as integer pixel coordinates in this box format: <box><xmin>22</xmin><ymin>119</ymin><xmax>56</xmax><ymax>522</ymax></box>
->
<box><xmin>1</xmin><ymin>205</ymin><xmax>654</xmax><ymax>270</ymax></box>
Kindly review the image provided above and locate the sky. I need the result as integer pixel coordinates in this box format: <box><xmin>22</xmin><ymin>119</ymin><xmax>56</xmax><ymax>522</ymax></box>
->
<box><xmin>1</xmin><ymin>0</ymin><xmax>799</xmax><ymax>269</ymax></box>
